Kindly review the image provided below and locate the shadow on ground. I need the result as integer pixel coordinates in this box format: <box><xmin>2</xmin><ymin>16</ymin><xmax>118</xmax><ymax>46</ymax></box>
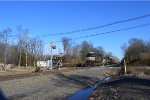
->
<box><xmin>0</xmin><ymin>88</ymin><xmax>7</xmax><ymax>100</ymax></box>
<box><xmin>90</xmin><ymin>76</ymin><xmax>150</xmax><ymax>100</ymax></box>
<box><xmin>55</xmin><ymin>74</ymin><xmax>100</xmax><ymax>88</ymax></box>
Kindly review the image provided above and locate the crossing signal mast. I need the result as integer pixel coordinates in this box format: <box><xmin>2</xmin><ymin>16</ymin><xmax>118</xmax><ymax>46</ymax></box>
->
<box><xmin>50</xmin><ymin>42</ymin><xmax>56</xmax><ymax>69</ymax></box>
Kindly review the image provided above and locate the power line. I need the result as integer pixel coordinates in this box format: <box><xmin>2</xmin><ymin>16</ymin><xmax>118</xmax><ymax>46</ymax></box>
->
<box><xmin>6</xmin><ymin>14</ymin><xmax>150</xmax><ymax>38</ymax></box>
<box><xmin>37</xmin><ymin>14</ymin><xmax>150</xmax><ymax>36</ymax></box>
<box><xmin>5</xmin><ymin>14</ymin><xmax>150</xmax><ymax>37</ymax></box>
<box><xmin>54</xmin><ymin>23</ymin><xmax>150</xmax><ymax>43</ymax></box>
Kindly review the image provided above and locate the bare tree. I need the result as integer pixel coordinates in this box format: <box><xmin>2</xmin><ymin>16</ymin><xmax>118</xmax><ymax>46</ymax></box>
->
<box><xmin>2</xmin><ymin>28</ymin><xmax>12</xmax><ymax>65</ymax></box>
<box><xmin>62</xmin><ymin>37</ymin><xmax>71</xmax><ymax>55</ymax></box>
<box><xmin>0</xmin><ymin>44</ymin><xmax>5</xmax><ymax>63</ymax></box>
<box><xmin>28</xmin><ymin>38</ymin><xmax>43</xmax><ymax>66</ymax></box>
<box><xmin>16</xmin><ymin>26</ymin><xmax>29</xmax><ymax>67</ymax></box>
<box><xmin>145</xmin><ymin>39</ymin><xmax>150</xmax><ymax>52</ymax></box>
<box><xmin>120</xmin><ymin>43</ymin><xmax>128</xmax><ymax>60</ymax></box>
<box><xmin>96</xmin><ymin>46</ymin><xmax>105</xmax><ymax>56</ymax></box>
<box><xmin>17</xmin><ymin>25</ymin><xmax>23</xmax><ymax>67</ymax></box>
<box><xmin>80</xmin><ymin>41</ymin><xmax>94</xmax><ymax>61</ymax></box>
<box><xmin>71</xmin><ymin>44</ymin><xmax>81</xmax><ymax>63</ymax></box>
<box><xmin>125</xmin><ymin>38</ymin><xmax>145</xmax><ymax>62</ymax></box>
<box><xmin>7</xmin><ymin>44</ymin><xmax>18</xmax><ymax>64</ymax></box>
<box><xmin>0</xmin><ymin>31</ymin><xmax>4</xmax><ymax>43</ymax></box>
<box><xmin>0</xmin><ymin>31</ymin><xmax>4</xmax><ymax>62</ymax></box>
<box><xmin>122</xmin><ymin>38</ymin><xmax>150</xmax><ymax>66</ymax></box>
<box><xmin>62</xmin><ymin>37</ymin><xmax>72</xmax><ymax>63</ymax></box>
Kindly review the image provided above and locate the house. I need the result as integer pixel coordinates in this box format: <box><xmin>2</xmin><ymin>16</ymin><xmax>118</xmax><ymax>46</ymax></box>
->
<box><xmin>37</xmin><ymin>60</ymin><xmax>52</xmax><ymax>68</ymax></box>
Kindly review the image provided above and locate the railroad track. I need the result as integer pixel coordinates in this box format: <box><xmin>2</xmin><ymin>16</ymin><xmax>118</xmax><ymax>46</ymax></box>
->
<box><xmin>0</xmin><ymin>70</ymin><xmax>63</xmax><ymax>82</ymax></box>
<box><xmin>0</xmin><ymin>67</ymin><xmax>85</xmax><ymax>82</ymax></box>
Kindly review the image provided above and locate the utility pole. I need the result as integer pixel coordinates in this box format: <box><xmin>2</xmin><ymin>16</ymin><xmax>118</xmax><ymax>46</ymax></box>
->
<box><xmin>58</xmin><ymin>48</ymin><xmax>62</xmax><ymax>69</ymax></box>
<box><xmin>4</xmin><ymin>31</ymin><xmax>7</xmax><ymax>69</ymax></box>
<box><xmin>124</xmin><ymin>59</ymin><xmax>127</xmax><ymax>75</ymax></box>
<box><xmin>34</xmin><ymin>42</ymin><xmax>36</xmax><ymax>67</ymax></box>
<box><xmin>26</xmin><ymin>32</ymin><xmax>28</xmax><ymax>67</ymax></box>
<box><xmin>50</xmin><ymin>42</ymin><xmax>53</xmax><ymax>69</ymax></box>
<box><xmin>18</xmin><ymin>31</ymin><xmax>22</xmax><ymax>68</ymax></box>
<box><xmin>50</xmin><ymin>42</ymin><xmax>56</xmax><ymax>69</ymax></box>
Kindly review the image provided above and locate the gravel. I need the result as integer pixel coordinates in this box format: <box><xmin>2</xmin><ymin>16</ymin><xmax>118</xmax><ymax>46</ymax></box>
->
<box><xmin>0</xmin><ymin>67</ymin><xmax>120</xmax><ymax>100</ymax></box>
<box><xmin>90</xmin><ymin>77</ymin><xmax>150</xmax><ymax>100</ymax></box>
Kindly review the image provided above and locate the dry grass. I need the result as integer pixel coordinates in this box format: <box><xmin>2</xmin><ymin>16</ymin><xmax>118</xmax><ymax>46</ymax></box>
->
<box><xmin>125</xmin><ymin>67</ymin><xmax>150</xmax><ymax>78</ymax></box>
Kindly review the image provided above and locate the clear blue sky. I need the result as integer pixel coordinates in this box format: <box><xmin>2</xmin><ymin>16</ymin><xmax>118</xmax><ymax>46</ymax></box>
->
<box><xmin>0</xmin><ymin>1</ymin><xmax>150</xmax><ymax>59</ymax></box>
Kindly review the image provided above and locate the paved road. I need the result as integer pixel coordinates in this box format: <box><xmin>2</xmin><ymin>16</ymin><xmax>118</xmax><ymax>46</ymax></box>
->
<box><xmin>0</xmin><ymin>66</ymin><xmax>120</xmax><ymax>100</ymax></box>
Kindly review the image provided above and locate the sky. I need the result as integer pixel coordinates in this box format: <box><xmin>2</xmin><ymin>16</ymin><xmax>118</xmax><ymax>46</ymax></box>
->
<box><xmin>0</xmin><ymin>1</ymin><xmax>150</xmax><ymax>59</ymax></box>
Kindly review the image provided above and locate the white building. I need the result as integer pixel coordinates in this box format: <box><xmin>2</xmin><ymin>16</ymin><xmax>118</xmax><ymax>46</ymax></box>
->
<box><xmin>37</xmin><ymin>60</ymin><xmax>52</xmax><ymax>68</ymax></box>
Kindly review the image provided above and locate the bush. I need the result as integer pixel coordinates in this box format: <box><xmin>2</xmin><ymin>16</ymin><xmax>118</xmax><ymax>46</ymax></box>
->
<box><xmin>35</xmin><ymin>67</ymin><xmax>41</xmax><ymax>72</ymax></box>
<box><xmin>141</xmin><ymin>53</ymin><xmax>150</xmax><ymax>66</ymax></box>
<box><xmin>120</xmin><ymin>66</ymin><xmax>133</xmax><ymax>74</ymax></box>
<box><xmin>76</xmin><ymin>61</ymin><xmax>86</xmax><ymax>67</ymax></box>
<box><xmin>126</xmin><ymin>67</ymin><xmax>133</xmax><ymax>74</ymax></box>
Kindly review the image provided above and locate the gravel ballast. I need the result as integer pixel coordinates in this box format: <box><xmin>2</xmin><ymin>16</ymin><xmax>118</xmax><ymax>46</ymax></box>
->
<box><xmin>0</xmin><ymin>67</ymin><xmax>120</xmax><ymax>100</ymax></box>
<box><xmin>90</xmin><ymin>77</ymin><xmax>150</xmax><ymax>100</ymax></box>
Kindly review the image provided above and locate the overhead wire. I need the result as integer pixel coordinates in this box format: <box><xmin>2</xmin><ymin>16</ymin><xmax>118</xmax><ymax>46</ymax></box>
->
<box><xmin>54</xmin><ymin>23</ymin><xmax>150</xmax><ymax>43</ymax></box>
<box><xmin>36</xmin><ymin>14</ymin><xmax>150</xmax><ymax>37</ymax></box>
<box><xmin>6</xmin><ymin>14</ymin><xmax>150</xmax><ymax>41</ymax></box>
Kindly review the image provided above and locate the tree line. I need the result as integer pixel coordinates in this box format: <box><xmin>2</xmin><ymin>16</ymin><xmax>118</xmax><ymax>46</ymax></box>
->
<box><xmin>0</xmin><ymin>26</ymin><xmax>117</xmax><ymax>67</ymax></box>
<box><xmin>61</xmin><ymin>37</ymin><xmax>118</xmax><ymax>67</ymax></box>
<box><xmin>121</xmin><ymin>38</ymin><xmax>150</xmax><ymax>66</ymax></box>
<box><xmin>0</xmin><ymin>26</ymin><xmax>43</xmax><ymax>66</ymax></box>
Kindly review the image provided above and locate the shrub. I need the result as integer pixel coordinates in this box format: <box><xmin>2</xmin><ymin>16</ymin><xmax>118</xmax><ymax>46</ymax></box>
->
<box><xmin>35</xmin><ymin>67</ymin><xmax>41</xmax><ymax>72</ymax></box>
<box><xmin>76</xmin><ymin>61</ymin><xmax>86</xmax><ymax>67</ymax></box>
<box><xmin>120</xmin><ymin>66</ymin><xmax>133</xmax><ymax>74</ymax></box>
<box><xmin>126</xmin><ymin>67</ymin><xmax>133</xmax><ymax>74</ymax></box>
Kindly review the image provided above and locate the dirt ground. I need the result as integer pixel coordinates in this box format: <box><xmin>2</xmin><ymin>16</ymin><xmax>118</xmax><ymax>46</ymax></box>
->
<box><xmin>0</xmin><ymin>66</ymin><xmax>77</xmax><ymax>76</ymax></box>
<box><xmin>0</xmin><ymin>67</ymin><xmax>34</xmax><ymax>76</ymax></box>
<box><xmin>0</xmin><ymin>66</ymin><xmax>78</xmax><ymax>82</ymax></box>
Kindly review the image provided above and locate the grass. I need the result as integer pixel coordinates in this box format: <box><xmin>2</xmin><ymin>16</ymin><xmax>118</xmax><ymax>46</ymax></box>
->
<box><xmin>120</xmin><ymin>66</ymin><xmax>150</xmax><ymax>78</ymax></box>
